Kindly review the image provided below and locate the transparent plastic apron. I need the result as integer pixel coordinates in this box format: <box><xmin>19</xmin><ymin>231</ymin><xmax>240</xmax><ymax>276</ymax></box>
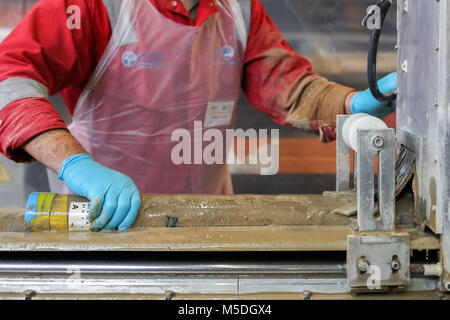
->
<box><xmin>48</xmin><ymin>0</ymin><xmax>247</xmax><ymax>194</ymax></box>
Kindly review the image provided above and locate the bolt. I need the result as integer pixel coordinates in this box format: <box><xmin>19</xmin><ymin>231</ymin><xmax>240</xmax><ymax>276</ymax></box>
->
<box><xmin>432</xmin><ymin>205</ymin><xmax>437</xmax><ymax>212</ymax></box>
<box><xmin>302</xmin><ymin>290</ymin><xmax>312</xmax><ymax>300</ymax></box>
<box><xmin>358</xmin><ymin>257</ymin><xmax>369</xmax><ymax>273</ymax></box>
<box><xmin>410</xmin><ymin>265</ymin><xmax>425</xmax><ymax>274</ymax></box>
<box><xmin>391</xmin><ymin>261</ymin><xmax>401</xmax><ymax>271</ymax></box>
<box><xmin>24</xmin><ymin>290</ymin><xmax>37</xmax><ymax>300</ymax></box>
<box><xmin>394</xmin><ymin>44</ymin><xmax>400</xmax><ymax>51</ymax></box>
<box><xmin>372</xmin><ymin>136</ymin><xmax>385</xmax><ymax>149</ymax></box>
<box><xmin>434</xmin><ymin>101</ymin><xmax>439</xmax><ymax>107</ymax></box>
<box><xmin>435</xmin><ymin>45</ymin><xmax>440</xmax><ymax>51</ymax></box>
<box><xmin>391</xmin><ymin>256</ymin><xmax>401</xmax><ymax>272</ymax></box>
<box><xmin>165</xmin><ymin>291</ymin><xmax>175</xmax><ymax>300</ymax></box>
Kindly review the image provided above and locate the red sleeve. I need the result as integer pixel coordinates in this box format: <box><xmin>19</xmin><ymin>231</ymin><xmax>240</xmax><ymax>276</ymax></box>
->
<box><xmin>0</xmin><ymin>0</ymin><xmax>111</xmax><ymax>162</ymax></box>
<box><xmin>242</xmin><ymin>0</ymin><xmax>317</xmax><ymax>126</ymax></box>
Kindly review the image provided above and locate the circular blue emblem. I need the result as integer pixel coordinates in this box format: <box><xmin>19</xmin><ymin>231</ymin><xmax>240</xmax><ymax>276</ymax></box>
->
<box><xmin>222</xmin><ymin>45</ymin><xmax>235</xmax><ymax>61</ymax></box>
<box><xmin>122</xmin><ymin>51</ymin><xmax>137</xmax><ymax>67</ymax></box>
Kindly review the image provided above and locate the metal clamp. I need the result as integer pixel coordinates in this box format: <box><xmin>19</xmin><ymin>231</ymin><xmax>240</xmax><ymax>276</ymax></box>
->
<box><xmin>347</xmin><ymin>234</ymin><xmax>410</xmax><ymax>292</ymax></box>
<box><xmin>336</xmin><ymin>116</ymin><xmax>396</xmax><ymax>232</ymax></box>
<box><xmin>357</xmin><ymin>128</ymin><xmax>395</xmax><ymax>232</ymax></box>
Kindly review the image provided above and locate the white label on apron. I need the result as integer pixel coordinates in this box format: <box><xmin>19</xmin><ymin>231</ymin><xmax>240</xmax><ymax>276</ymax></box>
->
<box><xmin>204</xmin><ymin>101</ymin><xmax>234</xmax><ymax>128</ymax></box>
<box><xmin>69</xmin><ymin>202</ymin><xmax>91</xmax><ymax>231</ymax></box>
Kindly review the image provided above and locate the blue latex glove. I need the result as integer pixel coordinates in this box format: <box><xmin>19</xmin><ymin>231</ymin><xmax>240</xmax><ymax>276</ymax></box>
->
<box><xmin>58</xmin><ymin>154</ymin><xmax>141</xmax><ymax>232</ymax></box>
<box><xmin>351</xmin><ymin>72</ymin><xmax>397</xmax><ymax>118</ymax></box>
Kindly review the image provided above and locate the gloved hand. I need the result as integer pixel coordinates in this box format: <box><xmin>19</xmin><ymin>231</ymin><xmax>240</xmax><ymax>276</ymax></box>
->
<box><xmin>58</xmin><ymin>153</ymin><xmax>141</xmax><ymax>232</ymax></box>
<box><xmin>351</xmin><ymin>72</ymin><xmax>397</xmax><ymax>118</ymax></box>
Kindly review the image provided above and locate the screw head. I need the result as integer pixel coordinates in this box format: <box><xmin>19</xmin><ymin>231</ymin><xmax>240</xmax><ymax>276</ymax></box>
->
<box><xmin>302</xmin><ymin>290</ymin><xmax>312</xmax><ymax>300</ymax></box>
<box><xmin>391</xmin><ymin>260</ymin><xmax>401</xmax><ymax>271</ymax></box>
<box><xmin>372</xmin><ymin>136</ymin><xmax>385</xmax><ymax>149</ymax></box>
<box><xmin>23</xmin><ymin>290</ymin><xmax>37</xmax><ymax>300</ymax></box>
<box><xmin>358</xmin><ymin>257</ymin><xmax>369</xmax><ymax>273</ymax></box>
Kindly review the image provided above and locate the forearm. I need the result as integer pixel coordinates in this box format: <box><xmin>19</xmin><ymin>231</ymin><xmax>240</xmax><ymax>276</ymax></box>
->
<box><xmin>285</xmin><ymin>76</ymin><xmax>356</xmax><ymax>128</ymax></box>
<box><xmin>21</xmin><ymin>129</ymin><xmax>86</xmax><ymax>173</ymax></box>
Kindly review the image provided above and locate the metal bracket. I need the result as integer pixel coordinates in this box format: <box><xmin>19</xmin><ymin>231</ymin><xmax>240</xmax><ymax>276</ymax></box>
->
<box><xmin>357</xmin><ymin>129</ymin><xmax>396</xmax><ymax>232</ymax></box>
<box><xmin>336</xmin><ymin>115</ymin><xmax>352</xmax><ymax>192</ymax></box>
<box><xmin>336</xmin><ymin>116</ymin><xmax>396</xmax><ymax>232</ymax></box>
<box><xmin>347</xmin><ymin>234</ymin><xmax>410</xmax><ymax>292</ymax></box>
<box><xmin>338</xmin><ymin>118</ymin><xmax>409</xmax><ymax>292</ymax></box>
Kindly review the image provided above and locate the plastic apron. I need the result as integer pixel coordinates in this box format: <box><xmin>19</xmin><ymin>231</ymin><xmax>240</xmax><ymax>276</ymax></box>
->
<box><xmin>48</xmin><ymin>0</ymin><xmax>248</xmax><ymax>194</ymax></box>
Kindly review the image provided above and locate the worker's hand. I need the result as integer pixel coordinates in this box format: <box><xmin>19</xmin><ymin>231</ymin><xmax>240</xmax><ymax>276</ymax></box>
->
<box><xmin>351</xmin><ymin>72</ymin><xmax>397</xmax><ymax>118</ymax></box>
<box><xmin>58</xmin><ymin>153</ymin><xmax>141</xmax><ymax>232</ymax></box>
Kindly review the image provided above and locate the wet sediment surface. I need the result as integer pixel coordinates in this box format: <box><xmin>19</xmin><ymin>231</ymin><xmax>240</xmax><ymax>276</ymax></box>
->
<box><xmin>0</xmin><ymin>192</ymin><xmax>435</xmax><ymax>253</ymax></box>
<box><xmin>1</xmin><ymin>193</ymin><xmax>359</xmax><ymax>232</ymax></box>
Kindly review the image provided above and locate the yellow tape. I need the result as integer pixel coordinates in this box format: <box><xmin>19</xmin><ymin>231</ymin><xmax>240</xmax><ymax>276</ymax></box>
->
<box><xmin>50</xmin><ymin>194</ymin><xmax>69</xmax><ymax>231</ymax></box>
<box><xmin>29</xmin><ymin>193</ymin><xmax>55</xmax><ymax>232</ymax></box>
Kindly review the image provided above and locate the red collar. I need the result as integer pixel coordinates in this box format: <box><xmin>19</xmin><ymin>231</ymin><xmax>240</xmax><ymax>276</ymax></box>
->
<box><xmin>153</xmin><ymin>0</ymin><xmax>219</xmax><ymax>26</ymax></box>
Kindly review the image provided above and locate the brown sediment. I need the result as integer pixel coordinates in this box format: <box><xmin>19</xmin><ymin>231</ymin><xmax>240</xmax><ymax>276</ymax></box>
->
<box><xmin>0</xmin><ymin>208</ymin><xmax>25</xmax><ymax>232</ymax></box>
<box><xmin>133</xmin><ymin>193</ymin><xmax>357</xmax><ymax>228</ymax></box>
<box><xmin>1</xmin><ymin>192</ymin><xmax>420</xmax><ymax>231</ymax></box>
<box><xmin>0</xmin><ymin>192</ymin><xmax>438</xmax><ymax>253</ymax></box>
<box><xmin>2</xmin><ymin>193</ymin><xmax>357</xmax><ymax>232</ymax></box>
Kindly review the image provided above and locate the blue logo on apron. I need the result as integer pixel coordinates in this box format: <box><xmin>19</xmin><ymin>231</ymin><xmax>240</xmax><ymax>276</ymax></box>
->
<box><xmin>122</xmin><ymin>51</ymin><xmax>138</xmax><ymax>67</ymax></box>
<box><xmin>137</xmin><ymin>52</ymin><xmax>165</xmax><ymax>70</ymax></box>
<box><xmin>222</xmin><ymin>45</ymin><xmax>235</xmax><ymax>61</ymax></box>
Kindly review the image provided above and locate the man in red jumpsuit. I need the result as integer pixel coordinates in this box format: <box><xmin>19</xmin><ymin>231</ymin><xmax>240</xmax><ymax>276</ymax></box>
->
<box><xmin>0</xmin><ymin>0</ymin><xmax>397</xmax><ymax>231</ymax></box>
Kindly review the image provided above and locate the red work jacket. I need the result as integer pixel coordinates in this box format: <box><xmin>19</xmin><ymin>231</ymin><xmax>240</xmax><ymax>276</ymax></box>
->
<box><xmin>0</xmin><ymin>0</ymin><xmax>315</xmax><ymax>162</ymax></box>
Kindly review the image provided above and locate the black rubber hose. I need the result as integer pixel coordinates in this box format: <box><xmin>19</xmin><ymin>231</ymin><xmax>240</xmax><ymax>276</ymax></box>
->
<box><xmin>367</xmin><ymin>0</ymin><xmax>397</xmax><ymax>102</ymax></box>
